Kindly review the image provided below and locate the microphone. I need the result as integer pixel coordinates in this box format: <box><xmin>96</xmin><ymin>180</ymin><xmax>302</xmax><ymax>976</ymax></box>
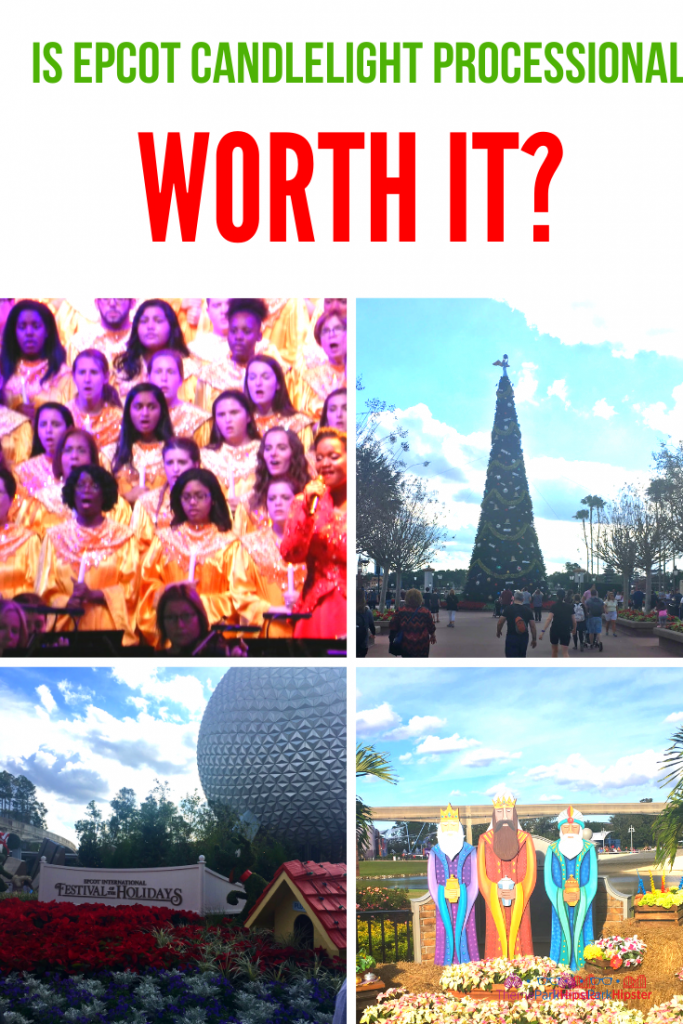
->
<box><xmin>308</xmin><ymin>477</ymin><xmax>324</xmax><ymax>515</ymax></box>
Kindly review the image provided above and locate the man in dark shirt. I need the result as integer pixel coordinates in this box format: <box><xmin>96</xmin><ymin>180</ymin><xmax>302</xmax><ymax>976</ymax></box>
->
<box><xmin>500</xmin><ymin>587</ymin><xmax>514</xmax><ymax>607</ymax></box>
<box><xmin>631</xmin><ymin>588</ymin><xmax>645</xmax><ymax>610</ymax></box>
<box><xmin>496</xmin><ymin>590</ymin><xmax>537</xmax><ymax>658</ymax></box>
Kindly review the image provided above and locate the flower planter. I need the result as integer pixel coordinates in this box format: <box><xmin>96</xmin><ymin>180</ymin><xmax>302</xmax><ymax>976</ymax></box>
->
<box><xmin>583</xmin><ymin>960</ymin><xmax>643</xmax><ymax>973</ymax></box>
<box><xmin>634</xmin><ymin>903</ymin><xmax>683</xmax><ymax>925</ymax></box>
<box><xmin>615</xmin><ymin>617</ymin><xmax>656</xmax><ymax>632</ymax></box>
<box><xmin>654</xmin><ymin>627</ymin><xmax>683</xmax><ymax>655</ymax></box>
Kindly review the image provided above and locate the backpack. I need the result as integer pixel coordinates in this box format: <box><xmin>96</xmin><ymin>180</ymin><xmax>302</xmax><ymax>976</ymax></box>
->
<box><xmin>587</xmin><ymin>597</ymin><xmax>604</xmax><ymax>617</ymax></box>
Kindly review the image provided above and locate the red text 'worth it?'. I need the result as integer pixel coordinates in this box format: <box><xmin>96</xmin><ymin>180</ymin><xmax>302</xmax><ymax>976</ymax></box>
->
<box><xmin>137</xmin><ymin>130</ymin><xmax>563</xmax><ymax>244</ymax></box>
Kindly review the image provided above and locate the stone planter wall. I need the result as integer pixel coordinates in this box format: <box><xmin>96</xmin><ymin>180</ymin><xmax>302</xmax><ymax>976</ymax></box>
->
<box><xmin>654</xmin><ymin>627</ymin><xmax>683</xmax><ymax>655</ymax></box>
<box><xmin>616</xmin><ymin>617</ymin><xmax>656</xmax><ymax>632</ymax></box>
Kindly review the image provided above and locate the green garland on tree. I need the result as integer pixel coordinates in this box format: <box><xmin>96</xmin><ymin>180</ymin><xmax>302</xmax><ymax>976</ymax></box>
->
<box><xmin>463</xmin><ymin>365</ymin><xmax>546</xmax><ymax>601</ymax></box>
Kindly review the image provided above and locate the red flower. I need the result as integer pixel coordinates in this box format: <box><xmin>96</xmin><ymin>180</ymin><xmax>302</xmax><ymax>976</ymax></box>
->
<box><xmin>610</xmin><ymin>956</ymin><xmax>623</xmax><ymax>969</ymax></box>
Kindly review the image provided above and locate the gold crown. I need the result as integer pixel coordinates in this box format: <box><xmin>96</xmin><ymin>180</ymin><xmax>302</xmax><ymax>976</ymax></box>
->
<box><xmin>492</xmin><ymin>791</ymin><xmax>517</xmax><ymax>809</ymax></box>
<box><xmin>440</xmin><ymin>803</ymin><xmax>460</xmax><ymax>823</ymax></box>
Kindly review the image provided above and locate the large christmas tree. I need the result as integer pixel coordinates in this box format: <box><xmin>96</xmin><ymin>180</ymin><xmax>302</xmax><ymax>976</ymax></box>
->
<box><xmin>463</xmin><ymin>356</ymin><xmax>546</xmax><ymax>602</ymax></box>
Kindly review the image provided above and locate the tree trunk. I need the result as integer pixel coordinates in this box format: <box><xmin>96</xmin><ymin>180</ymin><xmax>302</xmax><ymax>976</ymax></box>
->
<box><xmin>395</xmin><ymin>568</ymin><xmax>403</xmax><ymax>601</ymax></box>
<box><xmin>622</xmin><ymin>570</ymin><xmax>630</xmax><ymax>610</ymax></box>
<box><xmin>645</xmin><ymin>567</ymin><xmax>652</xmax><ymax>613</ymax></box>
<box><xmin>379</xmin><ymin>569</ymin><xmax>389</xmax><ymax>612</ymax></box>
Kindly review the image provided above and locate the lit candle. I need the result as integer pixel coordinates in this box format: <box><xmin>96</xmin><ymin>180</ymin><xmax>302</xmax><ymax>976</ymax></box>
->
<box><xmin>77</xmin><ymin>557</ymin><xmax>87</xmax><ymax>584</ymax></box>
<box><xmin>139</xmin><ymin>465</ymin><xmax>146</xmax><ymax>489</ymax></box>
<box><xmin>20</xmin><ymin>379</ymin><xmax>28</xmax><ymax>405</ymax></box>
<box><xmin>188</xmin><ymin>551</ymin><xmax>196</xmax><ymax>583</ymax></box>
<box><xmin>228</xmin><ymin>467</ymin><xmax>236</xmax><ymax>499</ymax></box>
<box><xmin>287</xmin><ymin>562</ymin><xmax>294</xmax><ymax>593</ymax></box>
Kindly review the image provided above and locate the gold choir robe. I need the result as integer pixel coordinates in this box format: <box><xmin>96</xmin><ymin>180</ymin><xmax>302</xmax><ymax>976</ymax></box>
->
<box><xmin>138</xmin><ymin>522</ymin><xmax>239</xmax><ymax>645</ymax></box>
<box><xmin>105</xmin><ymin>441</ymin><xmax>167</xmax><ymax>500</ymax></box>
<box><xmin>36</xmin><ymin>518</ymin><xmax>140</xmax><ymax>644</ymax></box>
<box><xmin>290</xmin><ymin>362</ymin><xmax>346</xmax><ymax>423</ymax></box>
<box><xmin>262</xmin><ymin>298</ymin><xmax>317</xmax><ymax>366</ymax></box>
<box><xmin>129</xmin><ymin>486</ymin><xmax>172</xmax><ymax>554</ymax></box>
<box><xmin>0</xmin><ymin>407</ymin><xmax>33</xmax><ymax>468</ymax></box>
<box><xmin>230</xmin><ymin>526</ymin><xmax>307</xmax><ymax>637</ymax></box>
<box><xmin>200</xmin><ymin>442</ymin><xmax>259</xmax><ymax>497</ymax></box>
<box><xmin>169</xmin><ymin>401</ymin><xmax>212</xmax><ymax>446</ymax></box>
<box><xmin>4</xmin><ymin>360</ymin><xmax>73</xmax><ymax>412</ymax></box>
<box><xmin>16</xmin><ymin>454</ymin><xmax>55</xmax><ymax>497</ymax></box>
<box><xmin>67</xmin><ymin>324</ymin><xmax>131</xmax><ymax>368</ymax></box>
<box><xmin>0</xmin><ymin>522</ymin><xmax>41</xmax><ymax>598</ymax></box>
<box><xmin>66</xmin><ymin>400</ymin><xmax>123</xmax><ymax>449</ymax></box>
<box><xmin>190</xmin><ymin>335</ymin><xmax>285</xmax><ymax>411</ymax></box>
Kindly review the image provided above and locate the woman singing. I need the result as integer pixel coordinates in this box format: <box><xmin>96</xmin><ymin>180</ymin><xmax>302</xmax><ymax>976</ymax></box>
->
<box><xmin>109</xmin><ymin>383</ymin><xmax>174</xmax><ymax>502</ymax></box>
<box><xmin>1</xmin><ymin>300</ymin><xmax>72</xmax><ymax>417</ymax></box>
<box><xmin>36</xmin><ymin>464</ymin><xmax>141</xmax><ymax>644</ymax></box>
<box><xmin>138</xmin><ymin>467</ymin><xmax>239</xmax><ymax>645</ymax></box>
<box><xmin>67</xmin><ymin>349</ymin><xmax>123</xmax><ymax>448</ymax></box>
<box><xmin>280</xmin><ymin>427</ymin><xmax>347</xmax><ymax>639</ymax></box>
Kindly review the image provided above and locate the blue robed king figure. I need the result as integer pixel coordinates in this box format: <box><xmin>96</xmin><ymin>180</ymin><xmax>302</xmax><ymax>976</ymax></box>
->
<box><xmin>544</xmin><ymin>805</ymin><xmax>598</xmax><ymax>970</ymax></box>
<box><xmin>427</xmin><ymin>803</ymin><xmax>479</xmax><ymax>965</ymax></box>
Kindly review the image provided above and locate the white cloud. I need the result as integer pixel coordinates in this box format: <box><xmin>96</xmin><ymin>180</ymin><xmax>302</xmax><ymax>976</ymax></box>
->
<box><xmin>639</xmin><ymin>382</ymin><xmax>683</xmax><ymax>441</ymax></box>
<box><xmin>356</xmin><ymin>702</ymin><xmax>402</xmax><ymax>737</ymax></box>
<box><xmin>36</xmin><ymin>685</ymin><xmax>57</xmax><ymax>714</ymax></box>
<box><xmin>665</xmin><ymin>711</ymin><xmax>683</xmax><ymax>722</ymax></box>
<box><xmin>399</xmin><ymin>752</ymin><xmax>413</xmax><ymax>762</ymax></box>
<box><xmin>547</xmin><ymin>379</ymin><xmax>570</xmax><ymax>407</ymax></box>
<box><xmin>592</xmin><ymin>398</ymin><xmax>616</xmax><ymax>420</ymax></box>
<box><xmin>56</xmin><ymin>681</ymin><xmax>92</xmax><ymax>704</ymax></box>
<box><xmin>538</xmin><ymin>794</ymin><xmax>564</xmax><ymax>801</ymax></box>
<box><xmin>389</xmin><ymin>715</ymin><xmax>447</xmax><ymax>740</ymax></box>
<box><xmin>508</xmin><ymin>296</ymin><xmax>682</xmax><ymax>360</ymax></box>
<box><xmin>449</xmin><ymin>789</ymin><xmax>462</xmax><ymax>796</ymax></box>
<box><xmin>418</xmin><ymin>754</ymin><xmax>440</xmax><ymax>764</ymax></box>
<box><xmin>485</xmin><ymin>783</ymin><xmax>520</xmax><ymax>798</ymax></box>
<box><xmin>514</xmin><ymin>362</ymin><xmax>540</xmax><ymax>405</ymax></box>
<box><xmin>415</xmin><ymin>733</ymin><xmax>481</xmax><ymax>754</ymax></box>
<box><xmin>110</xmin><ymin>668</ymin><xmax>209</xmax><ymax>720</ymax></box>
<box><xmin>525</xmin><ymin>750</ymin><xmax>664</xmax><ymax>791</ymax></box>
<box><xmin>461</xmin><ymin>748</ymin><xmax>522</xmax><ymax>768</ymax></box>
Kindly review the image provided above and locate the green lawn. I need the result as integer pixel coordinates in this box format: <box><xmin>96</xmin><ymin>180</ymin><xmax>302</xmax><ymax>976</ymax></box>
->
<box><xmin>358</xmin><ymin>860</ymin><xmax>428</xmax><ymax>877</ymax></box>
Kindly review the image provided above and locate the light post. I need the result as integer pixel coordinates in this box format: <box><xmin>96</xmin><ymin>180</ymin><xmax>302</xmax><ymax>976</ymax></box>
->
<box><xmin>628</xmin><ymin>825</ymin><xmax>635</xmax><ymax>853</ymax></box>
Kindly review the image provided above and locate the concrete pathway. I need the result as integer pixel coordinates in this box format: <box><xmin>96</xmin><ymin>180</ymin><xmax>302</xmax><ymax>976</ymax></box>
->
<box><xmin>365</xmin><ymin>611</ymin><xmax>670</xmax><ymax>659</ymax></box>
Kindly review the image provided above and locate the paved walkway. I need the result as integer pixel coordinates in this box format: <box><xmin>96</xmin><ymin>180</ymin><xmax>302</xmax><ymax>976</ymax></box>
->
<box><xmin>365</xmin><ymin>611</ymin><xmax>670</xmax><ymax>659</ymax></box>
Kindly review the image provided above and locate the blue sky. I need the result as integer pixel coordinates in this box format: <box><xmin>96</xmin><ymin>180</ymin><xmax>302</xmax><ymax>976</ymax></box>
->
<box><xmin>357</xmin><ymin>298</ymin><xmax>683</xmax><ymax>571</ymax></box>
<box><xmin>357</xmin><ymin>666</ymin><xmax>683</xmax><ymax>821</ymax></box>
<box><xmin>0</xmin><ymin>666</ymin><xmax>227</xmax><ymax>842</ymax></box>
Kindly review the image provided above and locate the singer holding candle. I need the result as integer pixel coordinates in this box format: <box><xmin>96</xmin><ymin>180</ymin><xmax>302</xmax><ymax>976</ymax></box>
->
<box><xmin>36</xmin><ymin>465</ymin><xmax>141</xmax><ymax>644</ymax></box>
<box><xmin>280</xmin><ymin>428</ymin><xmax>347</xmax><ymax>639</ymax></box>
<box><xmin>131</xmin><ymin>437</ymin><xmax>201</xmax><ymax>549</ymax></box>
<box><xmin>66</xmin><ymin>349</ymin><xmax>123</xmax><ymax>448</ymax></box>
<box><xmin>230</xmin><ymin>477</ymin><xmax>306</xmax><ymax>637</ymax></box>
<box><xmin>108</xmin><ymin>383</ymin><xmax>174</xmax><ymax>503</ymax></box>
<box><xmin>137</xmin><ymin>467</ymin><xmax>239</xmax><ymax>646</ymax></box>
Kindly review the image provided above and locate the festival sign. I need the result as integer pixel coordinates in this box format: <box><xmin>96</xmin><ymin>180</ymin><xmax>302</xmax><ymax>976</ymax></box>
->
<box><xmin>38</xmin><ymin>855</ymin><xmax>247</xmax><ymax>916</ymax></box>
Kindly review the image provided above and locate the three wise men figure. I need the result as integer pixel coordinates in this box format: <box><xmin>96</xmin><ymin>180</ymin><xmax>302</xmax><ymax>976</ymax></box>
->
<box><xmin>477</xmin><ymin>790</ymin><xmax>536</xmax><ymax>958</ymax></box>
<box><xmin>427</xmin><ymin>803</ymin><xmax>479</xmax><ymax>965</ymax></box>
<box><xmin>544</xmin><ymin>806</ymin><xmax>598</xmax><ymax>970</ymax></box>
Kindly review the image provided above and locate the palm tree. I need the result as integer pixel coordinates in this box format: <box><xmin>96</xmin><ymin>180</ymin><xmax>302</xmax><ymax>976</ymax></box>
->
<box><xmin>654</xmin><ymin>725</ymin><xmax>683</xmax><ymax>867</ymax></box>
<box><xmin>580</xmin><ymin>495</ymin><xmax>605</xmax><ymax>575</ymax></box>
<box><xmin>356</xmin><ymin>744</ymin><xmax>397</xmax><ymax>857</ymax></box>
<box><xmin>573</xmin><ymin>509</ymin><xmax>590</xmax><ymax>572</ymax></box>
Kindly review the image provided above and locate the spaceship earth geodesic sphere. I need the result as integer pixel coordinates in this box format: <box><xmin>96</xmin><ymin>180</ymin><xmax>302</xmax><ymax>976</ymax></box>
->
<box><xmin>197</xmin><ymin>667</ymin><xmax>346</xmax><ymax>860</ymax></box>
